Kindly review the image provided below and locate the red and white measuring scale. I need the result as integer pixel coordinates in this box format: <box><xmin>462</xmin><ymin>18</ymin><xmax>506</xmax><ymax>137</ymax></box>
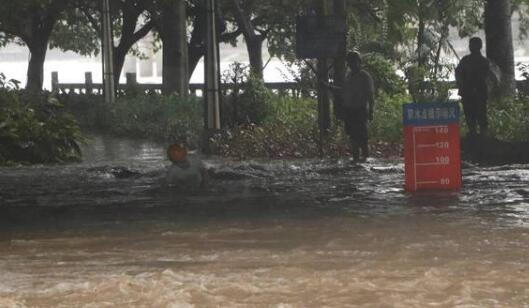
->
<box><xmin>403</xmin><ymin>102</ymin><xmax>462</xmax><ymax>192</ymax></box>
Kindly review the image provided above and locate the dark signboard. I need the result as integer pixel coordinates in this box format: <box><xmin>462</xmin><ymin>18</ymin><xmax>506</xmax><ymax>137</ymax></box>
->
<box><xmin>296</xmin><ymin>15</ymin><xmax>346</xmax><ymax>59</ymax></box>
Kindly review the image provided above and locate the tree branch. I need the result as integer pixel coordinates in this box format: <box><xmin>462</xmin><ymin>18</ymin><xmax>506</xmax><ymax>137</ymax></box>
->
<box><xmin>81</xmin><ymin>7</ymin><xmax>101</xmax><ymax>34</ymax></box>
<box><xmin>220</xmin><ymin>27</ymin><xmax>243</xmax><ymax>42</ymax></box>
<box><xmin>131</xmin><ymin>19</ymin><xmax>155</xmax><ymax>45</ymax></box>
<box><xmin>232</xmin><ymin>0</ymin><xmax>256</xmax><ymax>39</ymax></box>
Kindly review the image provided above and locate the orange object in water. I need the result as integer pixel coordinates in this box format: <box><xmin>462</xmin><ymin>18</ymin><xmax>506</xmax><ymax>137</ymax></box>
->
<box><xmin>167</xmin><ymin>144</ymin><xmax>188</xmax><ymax>162</ymax></box>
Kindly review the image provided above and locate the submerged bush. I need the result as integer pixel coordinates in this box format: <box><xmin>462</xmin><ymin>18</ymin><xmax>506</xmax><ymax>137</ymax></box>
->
<box><xmin>487</xmin><ymin>97</ymin><xmax>529</xmax><ymax>141</ymax></box>
<box><xmin>212</xmin><ymin>97</ymin><xmax>322</xmax><ymax>158</ymax></box>
<box><xmin>112</xmin><ymin>94</ymin><xmax>203</xmax><ymax>145</ymax></box>
<box><xmin>0</xmin><ymin>74</ymin><xmax>82</xmax><ymax>165</ymax></box>
<box><xmin>221</xmin><ymin>62</ymin><xmax>272</xmax><ymax>127</ymax></box>
<box><xmin>63</xmin><ymin>93</ymin><xmax>204</xmax><ymax>146</ymax></box>
<box><xmin>211</xmin><ymin>92</ymin><xmax>408</xmax><ymax>159</ymax></box>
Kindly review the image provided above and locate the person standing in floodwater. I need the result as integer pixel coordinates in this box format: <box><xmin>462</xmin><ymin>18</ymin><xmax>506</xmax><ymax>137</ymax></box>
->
<box><xmin>166</xmin><ymin>144</ymin><xmax>208</xmax><ymax>190</ymax></box>
<box><xmin>455</xmin><ymin>37</ymin><xmax>491</xmax><ymax>137</ymax></box>
<box><xmin>341</xmin><ymin>51</ymin><xmax>375</xmax><ymax>162</ymax></box>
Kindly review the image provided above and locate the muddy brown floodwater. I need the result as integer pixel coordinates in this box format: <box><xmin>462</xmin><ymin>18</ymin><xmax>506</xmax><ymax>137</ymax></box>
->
<box><xmin>1</xmin><ymin>136</ymin><xmax>529</xmax><ymax>307</ymax></box>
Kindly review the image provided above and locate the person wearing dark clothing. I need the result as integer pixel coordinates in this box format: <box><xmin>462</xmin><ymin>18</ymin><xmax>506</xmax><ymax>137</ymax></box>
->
<box><xmin>341</xmin><ymin>52</ymin><xmax>375</xmax><ymax>162</ymax></box>
<box><xmin>455</xmin><ymin>37</ymin><xmax>491</xmax><ymax>137</ymax></box>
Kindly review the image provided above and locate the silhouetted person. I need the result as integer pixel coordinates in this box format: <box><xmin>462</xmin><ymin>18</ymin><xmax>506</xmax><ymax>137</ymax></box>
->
<box><xmin>456</xmin><ymin>37</ymin><xmax>490</xmax><ymax>137</ymax></box>
<box><xmin>341</xmin><ymin>52</ymin><xmax>375</xmax><ymax>162</ymax></box>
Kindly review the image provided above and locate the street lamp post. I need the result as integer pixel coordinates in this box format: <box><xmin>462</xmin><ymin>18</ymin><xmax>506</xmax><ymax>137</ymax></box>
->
<box><xmin>204</xmin><ymin>0</ymin><xmax>221</xmax><ymax>130</ymax></box>
<box><xmin>102</xmin><ymin>0</ymin><xmax>115</xmax><ymax>104</ymax></box>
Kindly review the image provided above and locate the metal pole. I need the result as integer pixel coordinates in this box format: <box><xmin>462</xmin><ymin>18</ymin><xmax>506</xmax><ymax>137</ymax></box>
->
<box><xmin>317</xmin><ymin>0</ymin><xmax>331</xmax><ymax>137</ymax></box>
<box><xmin>102</xmin><ymin>0</ymin><xmax>115</xmax><ymax>103</ymax></box>
<box><xmin>204</xmin><ymin>0</ymin><xmax>221</xmax><ymax>130</ymax></box>
<box><xmin>333</xmin><ymin>0</ymin><xmax>346</xmax><ymax>118</ymax></box>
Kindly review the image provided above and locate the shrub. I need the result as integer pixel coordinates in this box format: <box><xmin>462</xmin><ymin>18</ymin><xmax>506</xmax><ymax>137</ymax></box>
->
<box><xmin>0</xmin><ymin>74</ymin><xmax>82</xmax><ymax>165</ymax></box>
<box><xmin>221</xmin><ymin>62</ymin><xmax>272</xmax><ymax>126</ymax></box>
<box><xmin>211</xmin><ymin>96</ymin><xmax>322</xmax><ymax>159</ymax></box>
<box><xmin>211</xmin><ymin>92</ymin><xmax>408</xmax><ymax>159</ymax></box>
<box><xmin>62</xmin><ymin>93</ymin><xmax>108</xmax><ymax>131</ymax></box>
<box><xmin>487</xmin><ymin>97</ymin><xmax>529</xmax><ymax>141</ymax></box>
<box><xmin>370</xmin><ymin>91</ymin><xmax>409</xmax><ymax>144</ymax></box>
<box><xmin>62</xmin><ymin>93</ymin><xmax>204</xmax><ymax>147</ymax></box>
<box><xmin>110</xmin><ymin>94</ymin><xmax>203</xmax><ymax>145</ymax></box>
<box><xmin>363</xmin><ymin>53</ymin><xmax>407</xmax><ymax>97</ymax></box>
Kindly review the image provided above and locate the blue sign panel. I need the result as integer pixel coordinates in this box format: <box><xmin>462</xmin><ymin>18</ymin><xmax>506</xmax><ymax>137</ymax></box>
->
<box><xmin>403</xmin><ymin>102</ymin><xmax>460</xmax><ymax>126</ymax></box>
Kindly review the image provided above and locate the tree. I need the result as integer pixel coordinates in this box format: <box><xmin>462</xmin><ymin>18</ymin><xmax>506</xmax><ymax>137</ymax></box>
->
<box><xmin>150</xmin><ymin>0</ymin><xmax>188</xmax><ymax>95</ymax></box>
<box><xmin>224</xmin><ymin>0</ymin><xmax>304</xmax><ymax>79</ymax></box>
<box><xmin>230</xmin><ymin>0</ymin><xmax>266</xmax><ymax>79</ymax></box>
<box><xmin>186</xmin><ymin>2</ymin><xmax>241</xmax><ymax>80</ymax></box>
<box><xmin>0</xmin><ymin>0</ymin><xmax>69</xmax><ymax>91</ymax></box>
<box><xmin>485</xmin><ymin>0</ymin><xmax>516</xmax><ymax>97</ymax></box>
<box><xmin>69</xmin><ymin>0</ymin><xmax>155</xmax><ymax>85</ymax></box>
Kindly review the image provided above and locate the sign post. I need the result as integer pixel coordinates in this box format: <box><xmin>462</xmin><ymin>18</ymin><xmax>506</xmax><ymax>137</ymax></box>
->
<box><xmin>403</xmin><ymin>102</ymin><xmax>462</xmax><ymax>192</ymax></box>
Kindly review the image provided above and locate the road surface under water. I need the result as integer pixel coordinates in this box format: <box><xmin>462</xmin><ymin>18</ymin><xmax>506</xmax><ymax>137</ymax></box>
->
<box><xmin>1</xmin><ymin>136</ymin><xmax>529</xmax><ymax>307</ymax></box>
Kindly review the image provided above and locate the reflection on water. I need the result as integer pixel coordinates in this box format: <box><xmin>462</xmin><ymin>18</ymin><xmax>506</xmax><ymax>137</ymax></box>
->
<box><xmin>1</xmin><ymin>136</ymin><xmax>529</xmax><ymax>307</ymax></box>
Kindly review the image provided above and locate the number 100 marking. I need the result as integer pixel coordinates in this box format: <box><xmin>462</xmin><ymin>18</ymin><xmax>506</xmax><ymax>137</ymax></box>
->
<box><xmin>436</xmin><ymin>156</ymin><xmax>450</xmax><ymax>164</ymax></box>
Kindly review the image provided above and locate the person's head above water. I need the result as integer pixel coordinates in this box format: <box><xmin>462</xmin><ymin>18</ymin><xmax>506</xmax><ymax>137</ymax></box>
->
<box><xmin>167</xmin><ymin>144</ymin><xmax>188</xmax><ymax>163</ymax></box>
<box><xmin>469</xmin><ymin>37</ymin><xmax>483</xmax><ymax>54</ymax></box>
<box><xmin>346</xmin><ymin>51</ymin><xmax>362</xmax><ymax>72</ymax></box>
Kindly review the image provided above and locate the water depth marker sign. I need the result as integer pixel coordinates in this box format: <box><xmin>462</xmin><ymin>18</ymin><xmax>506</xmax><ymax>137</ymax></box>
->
<box><xmin>403</xmin><ymin>102</ymin><xmax>462</xmax><ymax>192</ymax></box>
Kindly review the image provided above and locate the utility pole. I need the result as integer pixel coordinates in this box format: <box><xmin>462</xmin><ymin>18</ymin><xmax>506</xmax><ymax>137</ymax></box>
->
<box><xmin>333</xmin><ymin>0</ymin><xmax>346</xmax><ymax>118</ymax></box>
<box><xmin>204</xmin><ymin>0</ymin><xmax>221</xmax><ymax>130</ymax></box>
<box><xmin>317</xmin><ymin>0</ymin><xmax>331</xmax><ymax>135</ymax></box>
<box><xmin>102</xmin><ymin>0</ymin><xmax>115</xmax><ymax>104</ymax></box>
<box><xmin>201</xmin><ymin>0</ymin><xmax>221</xmax><ymax>153</ymax></box>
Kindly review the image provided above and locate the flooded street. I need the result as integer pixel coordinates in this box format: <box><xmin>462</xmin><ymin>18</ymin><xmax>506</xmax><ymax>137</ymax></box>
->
<box><xmin>1</xmin><ymin>136</ymin><xmax>529</xmax><ymax>307</ymax></box>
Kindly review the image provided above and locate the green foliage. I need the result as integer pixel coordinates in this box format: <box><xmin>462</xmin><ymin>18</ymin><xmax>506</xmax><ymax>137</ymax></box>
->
<box><xmin>405</xmin><ymin>63</ymin><xmax>453</xmax><ymax>103</ymax></box>
<box><xmin>0</xmin><ymin>74</ymin><xmax>83</xmax><ymax>165</ymax></box>
<box><xmin>212</xmin><ymin>96</ymin><xmax>323</xmax><ymax>159</ymax></box>
<box><xmin>221</xmin><ymin>62</ymin><xmax>273</xmax><ymax>126</ymax></box>
<box><xmin>111</xmin><ymin>94</ymin><xmax>203</xmax><ymax>145</ymax></box>
<box><xmin>487</xmin><ymin>97</ymin><xmax>529</xmax><ymax>141</ymax></box>
<box><xmin>362</xmin><ymin>53</ymin><xmax>407</xmax><ymax>97</ymax></box>
<box><xmin>369</xmin><ymin>92</ymin><xmax>409</xmax><ymax>144</ymax></box>
<box><xmin>211</xmin><ymin>55</ymin><xmax>411</xmax><ymax>159</ymax></box>
<box><xmin>278</xmin><ymin>59</ymin><xmax>317</xmax><ymax>98</ymax></box>
<box><xmin>212</xmin><ymin>91</ymin><xmax>410</xmax><ymax>159</ymax></box>
<box><xmin>50</xmin><ymin>7</ymin><xmax>100</xmax><ymax>56</ymax></box>
<box><xmin>63</xmin><ymin>93</ymin><xmax>204</xmax><ymax>146</ymax></box>
<box><xmin>0</xmin><ymin>0</ymin><xmax>70</xmax><ymax>47</ymax></box>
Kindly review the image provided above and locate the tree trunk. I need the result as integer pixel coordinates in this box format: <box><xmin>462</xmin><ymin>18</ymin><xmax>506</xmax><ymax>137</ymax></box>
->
<box><xmin>188</xmin><ymin>9</ymin><xmax>206</xmax><ymax>80</ymax></box>
<box><xmin>188</xmin><ymin>48</ymin><xmax>204</xmax><ymax>80</ymax></box>
<box><xmin>113</xmin><ymin>48</ymin><xmax>127</xmax><ymax>86</ymax></box>
<box><xmin>187</xmin><ymin>7</ymin><xmax>239</xmax><ymax>81</ymax></box>
<box><xmin>246</xmin><ymin>37</ymin><xmax>264</xmax><ymax>79</ymax></box>
<box><xmin>485</xmin><ymin>0</ymin><xmax>515</xmax><ymax>98</ymax></box>
<box><xmin>160</xmin><ymin>0</ymin><xmax>189</xmax><ymax>96</ymax></box>
<box><xmin>232</xmin><ymin>0</ymin><xmax>265</xmax><ymax>80</ymax></box>
<box><xmin>416</xmin><ymin>3</ymin><xmax>427</xmax><ymax>69</ymax></box>
<box><xmin>26</xmin><ymin>40</ymin><xmax>48</xmax><ymax>92</ymax></box>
